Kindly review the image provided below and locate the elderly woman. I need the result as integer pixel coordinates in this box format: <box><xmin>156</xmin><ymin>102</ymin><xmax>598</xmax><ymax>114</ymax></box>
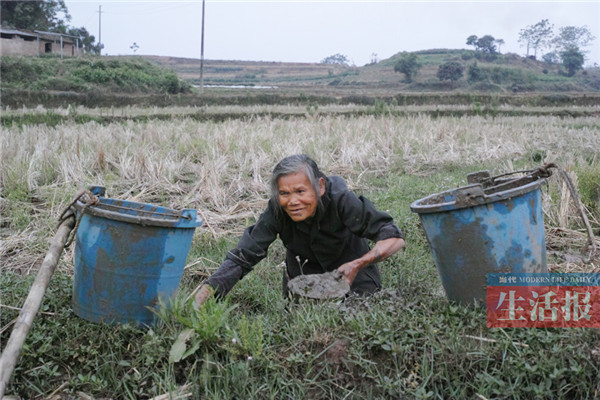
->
<box><xmin>195</xmin><ymin>154</ymin><xmax>405</xmax><ymax>305</ymax></box>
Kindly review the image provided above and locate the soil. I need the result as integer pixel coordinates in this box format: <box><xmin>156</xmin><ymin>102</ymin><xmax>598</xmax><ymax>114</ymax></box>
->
<box><xmin>324</xmin><ymin>338</ymin><xmax>350</xmax><ymax>364</ymax></box>
<box><xmin>287</xmin><ymin>271</ymin><xmax>350</xmax><ymax>300</ymax></box>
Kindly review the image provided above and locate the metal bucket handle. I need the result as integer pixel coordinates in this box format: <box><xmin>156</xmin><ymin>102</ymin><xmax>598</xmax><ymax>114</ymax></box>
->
<box><xmin>468</xmin><ymin>163</ymin><xmax>556</xmax><ymax>187</ymax></box>
<box><xmin>75</xmin><ymin>186</ymin><xmax>199</xmax><ymax>228</ymax></box>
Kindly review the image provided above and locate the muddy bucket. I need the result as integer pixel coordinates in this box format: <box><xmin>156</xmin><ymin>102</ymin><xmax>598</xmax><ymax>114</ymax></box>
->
<box><xmin>72</xmin><ymin>186</ymin><xmax>202</xmax><ymax>325</ymax></box>
<box><xmin>410</xmin><ymin>170</ymin><xmax>548</xmax><ymax>305</ymax></box>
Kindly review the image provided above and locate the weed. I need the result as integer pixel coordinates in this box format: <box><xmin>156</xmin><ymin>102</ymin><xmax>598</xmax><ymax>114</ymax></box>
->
<box><xmin>305</xmin><ymin>101</ymin><xmax>319</xmax><ymax>116</ymax></box>
<box><xmin>575</xmin><ymin>162</ymin><xmax>600</xmax><ymax>219</ymax></box>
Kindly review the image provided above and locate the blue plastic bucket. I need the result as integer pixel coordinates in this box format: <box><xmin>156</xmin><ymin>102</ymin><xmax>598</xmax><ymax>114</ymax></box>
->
<box><xmin>410</xmin><ymin>172</ymin><xmax>548</xmax><ymax>305</ymax></box>
<box><xmin>73</xmin><ymin>187</ymin><xmax>202</xmax><ymax>325</ymax></box>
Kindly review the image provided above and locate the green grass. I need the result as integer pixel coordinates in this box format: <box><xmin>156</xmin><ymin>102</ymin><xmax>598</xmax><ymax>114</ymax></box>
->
<box><xmin>575</xmin><ymin>162</ymin><xmax>600</xmax><ymax>220</ymax></box>
<box><xmin>2</xmin><ymin>165</ymin><xmax>599</xmax><ymax>399</ymax></box>
<box><xmin>1</xmin><ymin>109</ymin><xmax>599</xmax><ymax>398</ymax></box>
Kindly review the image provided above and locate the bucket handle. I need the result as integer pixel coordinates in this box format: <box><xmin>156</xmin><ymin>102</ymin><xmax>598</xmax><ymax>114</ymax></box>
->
<box><xmin>84</xmin><ymin>186</ymin><xmax>193</xmax><ymax>221</ymax></box>
<box><xmin>96</xmin><ymin>202</ymin><xmax>194</xmax><ymax>220</ymax></box>
<box><xmin>484</xmin><ymin>162</ymin><xmax>556</xmax><ymax>184</ymax></box>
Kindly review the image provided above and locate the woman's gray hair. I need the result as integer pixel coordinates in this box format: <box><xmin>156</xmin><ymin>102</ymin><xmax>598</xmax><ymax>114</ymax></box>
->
<box><xmin>270</xmin><ymin>154</ymin><xmax>326</xmax><ymax>217</ymax></box>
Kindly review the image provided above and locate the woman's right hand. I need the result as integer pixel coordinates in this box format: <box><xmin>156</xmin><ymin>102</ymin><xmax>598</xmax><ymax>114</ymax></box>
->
<box><xmin>194</xmin><ymin>284</ymin><xmax>215</xmax><ymax>307</ymax></box>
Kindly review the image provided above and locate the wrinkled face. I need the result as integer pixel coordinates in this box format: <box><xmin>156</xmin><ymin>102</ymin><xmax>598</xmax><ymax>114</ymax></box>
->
<box><xmin>277</xmin><ymin>171</ymin><xmax>325</xmax><ymax>222</ymax></box>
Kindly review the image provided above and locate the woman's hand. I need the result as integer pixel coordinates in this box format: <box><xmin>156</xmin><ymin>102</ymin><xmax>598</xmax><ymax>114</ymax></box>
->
<box><xmin>194</xmin><ymin>284</ymin><xmax>215</xmax><ymax>307</ymax></box>
<box><xmin>337</xmin><ymin>261</ymin><xmax>361</xmax><ymax>286</ymax></box>
<box><xmin>336</xmin><ymin>237</ymin><xmax>405</xmax><ymax>286</ymax></box>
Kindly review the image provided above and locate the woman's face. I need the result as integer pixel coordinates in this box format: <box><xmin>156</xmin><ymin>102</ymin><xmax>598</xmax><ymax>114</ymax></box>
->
<box><xmin>277</xmin><ymin>171</ymin><xmax>325</xmax><ymax>222</ymax></box>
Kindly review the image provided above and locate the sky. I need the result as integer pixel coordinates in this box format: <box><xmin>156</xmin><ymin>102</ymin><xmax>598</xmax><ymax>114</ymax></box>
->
<box><xmin>64</xmin><ymin>1</ymin><xmax>600</xmax><ymax>67</ymax></box>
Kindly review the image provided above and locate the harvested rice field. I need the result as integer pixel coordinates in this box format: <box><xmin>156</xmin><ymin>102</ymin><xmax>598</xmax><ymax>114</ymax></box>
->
<box><xmin>1</xmin><ymin>105</ymin><xmax>599</xmax><ymax>399</ymax></box>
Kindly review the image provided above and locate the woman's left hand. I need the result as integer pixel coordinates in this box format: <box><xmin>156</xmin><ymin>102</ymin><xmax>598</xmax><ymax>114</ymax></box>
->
<box><xmin>336</xmin><ymin>237</ymin><xmax>405</xmax><ymax>287</ymax></box>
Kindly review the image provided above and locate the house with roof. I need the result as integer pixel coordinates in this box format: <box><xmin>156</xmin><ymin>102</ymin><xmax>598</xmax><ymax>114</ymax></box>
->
<box><xmin>0</xmin><ymin>27</ymin><xmax>81</xmax><ymax>57</ymax></box>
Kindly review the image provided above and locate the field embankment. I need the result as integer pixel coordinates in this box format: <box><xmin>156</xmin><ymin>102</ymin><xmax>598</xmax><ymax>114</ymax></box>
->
<box><xmin>2</xmin><ymin>97</ymin><xmax>600</xmax><ymax>129</ymax></box>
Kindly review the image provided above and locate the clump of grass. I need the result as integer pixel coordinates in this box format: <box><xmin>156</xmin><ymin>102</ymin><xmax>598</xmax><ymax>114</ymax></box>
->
<box><xmin>575</xmin><ymin>161</ymin><xmax>600</xmax><ymax>220</ymax></box>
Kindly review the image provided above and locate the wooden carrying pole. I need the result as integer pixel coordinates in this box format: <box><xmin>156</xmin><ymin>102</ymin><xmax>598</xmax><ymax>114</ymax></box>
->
<box><xmin>0</xmin><ymin>216</ymin><xmax>75</xmax><ymax>398</ymax></box>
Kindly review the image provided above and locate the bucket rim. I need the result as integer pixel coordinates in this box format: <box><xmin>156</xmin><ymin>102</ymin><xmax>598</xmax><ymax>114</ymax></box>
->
<box><xmin>410</xmin><ymin>177</ymin><xmax>545</xmax><ymax>214</ymax></box>
<box><xmin>74</xmin><ymin>197</ymin><xmax>202</xmax><ymax>228</ymax></box>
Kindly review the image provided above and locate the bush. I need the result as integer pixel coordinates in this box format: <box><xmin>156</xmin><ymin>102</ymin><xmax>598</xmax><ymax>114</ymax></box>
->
<box><xmin>31</xmin><ymin>77</ymin><xmax>90</xmax><ymax>92</ymax></box>
<box><xmin>489</xmin><ymin>67</ymin><xmax>526</xmax><ymax>85</ymax></box>
<box><xmin>394</xmin><ymin>53</ymin><xmax>421</xmax><ymax>83</ymax></box>
<box><xmin>160</xmin><ymin>73</ymin><xmax>184</xmax><ymax>94</ymax></box>
<box><xmin>0</xmin><ymin>56</ymin><xmax>57</xmax><ymax>87</ymax></box>
<box><xmin>467</xmin><ymin>62</ymin><xmax>487</xmax><ymax>83</ymax></box>
<box><xmin>461</xmin><ymin>51</ymin><xmax>475</xmax><ymax>61</ymax></box>
<box><xmin>0</xmin><ymin>56</ymin><xmax>190</xmax><ymax>95</ymax></box>
<box><xmin>437</xmin><ymin>61</ymin><xmax>464</xmax><ymax>81</ymax></box>
<box><xmin>510</xmin><ymin>83</ymin><xmax>535</xmax><ymax>92</ymax></box>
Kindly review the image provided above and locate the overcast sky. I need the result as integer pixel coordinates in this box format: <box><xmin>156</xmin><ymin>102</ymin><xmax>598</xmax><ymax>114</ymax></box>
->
<box><xmin>64</xmin><ymin>1</ymin><xmax>600</xmax><ymax>67</ymax></box>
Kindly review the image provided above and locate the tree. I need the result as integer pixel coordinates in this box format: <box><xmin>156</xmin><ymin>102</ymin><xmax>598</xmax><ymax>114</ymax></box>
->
<box><xmin>393</xmin><ymin>53</ymin><xmax>421</xmax><ymax>83</ymax></box>
<box><xmin>437</xmin><ymin>61</ymin><xmax>464</xmax><ymax>81</ymax></box>
<box><xmin>2</xmin><ymin>1</ymin><xmax>102</xmax><ymax>54</ymax></box>
<box><xmin>320</xmin><ymin>53</ymin><xmax>349</xmax><ymax>66</ymax></box>
<box><xmin>67</xmin><ymin>26</ymin><xmax>100</xmax><ymax>54</ymax></box>
<box><xmin>553</xmin><ymin>25</ymin><xmax>595</xmax><ymax>53</ymax></box>
<box><xmin>370</xmin><ymin>52</ymin><xmax>379</xmax><ymax>65</ymax></box>
<box><xmin>560</xmin><ymin>47</ymin><xmax>584</xmax><ymax>76</ymax></box>
<box><xmin>518</xmin><ymin>19</ymin><xmax>554</xmax><ymax>58</ymax></box>
<box><xmin>466</xmin><ymin>35</ymin><xmax>479</xmax><ymax>51</ymax></box>
<box><xmin>542</xmin><ymin>51</ymin><xmax>559</xmax><ymax>65</ymax></box>
<box><xmin>475</xmin><ymin>35</ymin><xmax>497</xmax><ymax>54</ymax></box>
<box><xmin>130</xmin><ymin>42</ymin><xmax>139</xmax><ymax>54</ymax></box>
<box><xmin>465</xmin><ymin>34</ymin><xmax>498</xmax><ymax>61</ymax></box>
<box><xmin>495</xmin><ymin>38</ymin><xmax>505</xmax><ymax>53</ymax></box>
<box><xmin>1</xmin><ymin>0</ymin><xmax>70</xmax><ymax>32</ymax></box>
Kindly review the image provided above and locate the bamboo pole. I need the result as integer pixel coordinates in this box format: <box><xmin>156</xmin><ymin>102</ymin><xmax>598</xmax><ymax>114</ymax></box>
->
<box><xmin>0</xmin><ymin>216</ymin><xmax>75</xmax><ymax>398</ymax></box>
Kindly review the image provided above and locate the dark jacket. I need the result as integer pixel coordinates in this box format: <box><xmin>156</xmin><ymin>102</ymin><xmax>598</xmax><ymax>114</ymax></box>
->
<box><xmin>206</xmin><ymin>176</ymin><xmax>403</xmax><ymax>297</ymax></box>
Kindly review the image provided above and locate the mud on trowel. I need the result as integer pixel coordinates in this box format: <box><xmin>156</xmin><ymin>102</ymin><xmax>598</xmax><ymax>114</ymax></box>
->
<box><xmin>287</xmin><ymin>271</ymin><xmax>350</xmax><ymax>300</ymax></box>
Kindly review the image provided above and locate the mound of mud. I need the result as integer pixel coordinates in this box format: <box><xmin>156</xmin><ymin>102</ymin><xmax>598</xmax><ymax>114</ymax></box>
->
<box><xmin>287</xmin><ymin>271</ymin><xmax>350</xmax><ymax>300</ymax></box>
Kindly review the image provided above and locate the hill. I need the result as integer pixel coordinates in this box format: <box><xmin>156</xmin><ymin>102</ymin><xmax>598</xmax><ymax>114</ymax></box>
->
<box><xmin>1</xmin><ymin>50</ymin><xmax>600</xmax><ymax>108</ymax></box>
<box><xmin>146</xmin><ymin>49</ymin><xmax>600</xmax><ymax>95</ymax></box>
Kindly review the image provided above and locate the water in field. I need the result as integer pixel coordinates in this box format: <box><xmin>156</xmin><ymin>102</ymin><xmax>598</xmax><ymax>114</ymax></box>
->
<box><xmin>196</xmin><ymin>84</ymin><xmax>278</xmax><ymax>89</ymax></box>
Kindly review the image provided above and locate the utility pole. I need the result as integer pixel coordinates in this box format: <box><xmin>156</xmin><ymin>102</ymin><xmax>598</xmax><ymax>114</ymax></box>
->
<box><xmin>199</xmin><ymin>0</ymin><xmax>205</xmax><ymax>94</ymax></box>
<box><xmin>98</xmin><ymin>5</ymin><xmax>102</xmax><ymax>55</ymax></box>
